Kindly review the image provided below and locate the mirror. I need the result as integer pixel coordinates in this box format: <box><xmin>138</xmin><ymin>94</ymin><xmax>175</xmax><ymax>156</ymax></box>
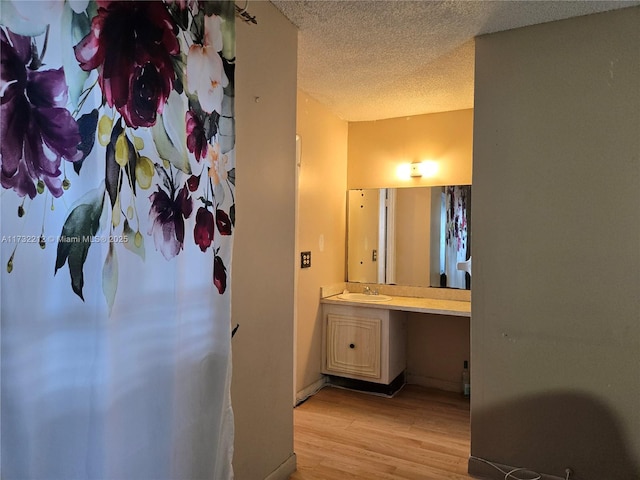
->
<box><xmin>347</xmin><ymin>186</ymin><xmax>471</xmax><ymax>289</ymax></box>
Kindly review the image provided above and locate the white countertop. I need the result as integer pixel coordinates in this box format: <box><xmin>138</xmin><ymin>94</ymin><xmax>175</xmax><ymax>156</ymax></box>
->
<box><xmin>321</xmin><ymin>294</ymin><xmax>471</xmax><ymax>317</ymax></box>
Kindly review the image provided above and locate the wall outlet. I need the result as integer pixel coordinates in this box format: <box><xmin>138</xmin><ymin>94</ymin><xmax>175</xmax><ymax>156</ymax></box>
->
<box><xmin>301</xmin><ymin>251</ymin><xmax>311</xmax><ymax>268</ymax></box>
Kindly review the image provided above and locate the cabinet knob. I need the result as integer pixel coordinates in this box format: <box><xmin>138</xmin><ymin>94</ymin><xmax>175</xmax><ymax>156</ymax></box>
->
<box><xmin>349</xmin><ymin>343</ymin><xmax>355</xmax><ymax>349</ymax></box>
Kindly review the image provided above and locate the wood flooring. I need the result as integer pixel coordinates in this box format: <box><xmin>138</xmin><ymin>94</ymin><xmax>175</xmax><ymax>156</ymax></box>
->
<box><xmin>290</xmin><ymin>384</ymin><xmax>474</xmax><ymax>480</ymax></box>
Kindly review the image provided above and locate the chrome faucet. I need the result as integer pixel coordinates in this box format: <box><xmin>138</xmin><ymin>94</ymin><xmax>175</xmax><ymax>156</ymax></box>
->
<box><xmin>363</xmin><ymin>286</ymin><xmax>371</xmax><ymax>295</ymax></box>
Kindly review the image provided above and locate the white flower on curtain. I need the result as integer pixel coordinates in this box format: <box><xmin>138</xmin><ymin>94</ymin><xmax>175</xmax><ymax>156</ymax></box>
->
<box><xmin>186</xmin><ymin>13</ymin><xmax>229</xmax><ymax>115</ymax></box>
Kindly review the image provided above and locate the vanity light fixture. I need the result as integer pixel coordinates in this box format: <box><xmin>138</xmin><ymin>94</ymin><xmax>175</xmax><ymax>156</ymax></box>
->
<box><xmin>410</xmin><ymin>162</ymin><xmax>422</xmax><ymax>177</ymax></box>
<box><xmin>396</xmin><ymin>163</ymin><xmax>412</xmax><ymax>179</ymax></box>
<box><xmin>421</xmin><ymin>160</ymin><xmax>439</xmax><ymax>177</ymax></box>
<box><xmin>396</xmin><ymin>160</ymin><xmax>439</xmax><ymax>180</ymax></box>
<box><xmin>407</xmin><ymin>160</ymin><xmax>439</xmax><ymax>178</ymax></box>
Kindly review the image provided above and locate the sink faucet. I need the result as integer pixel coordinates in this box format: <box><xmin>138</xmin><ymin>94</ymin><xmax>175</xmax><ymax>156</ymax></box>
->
<box><xmin>363</xmin><ymin>286</ymin><xmax>378</xmax><ymax>295</ymax></box>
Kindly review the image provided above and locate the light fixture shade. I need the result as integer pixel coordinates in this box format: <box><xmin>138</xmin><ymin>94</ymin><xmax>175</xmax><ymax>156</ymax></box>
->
<box><xmin>397</xmin><ymin>160</ymin><xmax>439</xmax><ymax>180</ymax></box>
<box><xmin>421</xmin><ymin>160</ymin><xmax>439</xmax><ymax>177</ymax></box>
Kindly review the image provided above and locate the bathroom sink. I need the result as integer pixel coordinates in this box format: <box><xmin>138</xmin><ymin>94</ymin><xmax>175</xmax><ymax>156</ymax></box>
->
<box><xmin>337</xmin><ymin>293</ymin><xmax>392</xmax><ymax>302</ymax></box>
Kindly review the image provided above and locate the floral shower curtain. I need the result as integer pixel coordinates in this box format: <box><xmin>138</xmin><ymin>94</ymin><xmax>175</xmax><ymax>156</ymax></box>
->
<box><xmin>444</xmin><ymin>185</ymin><xmax>470</xmax><ymax>289</ymax></box>
<box><xmin>1</xmin><ymin>1</ymin><xmax>235</xmax><ymax>478</ymax></box>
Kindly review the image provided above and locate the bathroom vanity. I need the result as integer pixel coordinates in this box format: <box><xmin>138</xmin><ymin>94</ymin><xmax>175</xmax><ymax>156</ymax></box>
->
<box><xmin>320</xmin><ymin>287</ymin><xmax>470</xmax><ymax>388</ymax></box>
<box><xmin>316</xmin><ymin>174</ymin><xmax>473</xmax><ymax>395</ymax></box>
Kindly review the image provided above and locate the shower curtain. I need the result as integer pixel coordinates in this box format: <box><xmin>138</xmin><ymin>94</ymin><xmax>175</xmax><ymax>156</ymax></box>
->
<box><xmin>444</xmin><ymin>185</ymin><xmax>470</xmax><ymax>289</ymax></box>
<box><xmin>1</xmin><ymin>1</ymin><xmax>235</xmax><ymax>478</ymax></box>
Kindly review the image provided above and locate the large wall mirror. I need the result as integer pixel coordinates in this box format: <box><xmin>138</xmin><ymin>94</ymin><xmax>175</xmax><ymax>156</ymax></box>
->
<box><xmin>347</xmin><ymin>186</ymin><xmax>471</xmax><ymax>289</ymax></box>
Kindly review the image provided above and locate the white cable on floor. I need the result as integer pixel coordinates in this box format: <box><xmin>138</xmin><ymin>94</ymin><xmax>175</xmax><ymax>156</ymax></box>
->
<box><xmin>470</xmin><ymin>456</ymin><xmax>542</xmax><ymax>480</ymax></box>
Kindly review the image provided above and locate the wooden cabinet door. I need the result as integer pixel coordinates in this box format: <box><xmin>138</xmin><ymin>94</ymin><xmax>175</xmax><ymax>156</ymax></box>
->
<box><xmin>325</xmin><ymin>314</ymin><xmax>381</xmax><ymax>379</ymax></box>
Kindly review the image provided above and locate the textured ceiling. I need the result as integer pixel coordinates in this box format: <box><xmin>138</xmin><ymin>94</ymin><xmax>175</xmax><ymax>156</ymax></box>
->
<box><xmin>271</xmin><ymin>0</ymin><xmax>640</xmax><ymax>121</ymax></box>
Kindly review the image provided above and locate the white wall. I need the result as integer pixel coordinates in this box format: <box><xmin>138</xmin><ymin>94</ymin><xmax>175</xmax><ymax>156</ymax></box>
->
<box><xmin>471</xmin><ymin>7</ymin><xmax>640</xmax><ymax>479</ymax></box>
<box><xmin>232</xmin><ymin>3</ymin><xmax>298</xmax><ymax>479</ymax></box>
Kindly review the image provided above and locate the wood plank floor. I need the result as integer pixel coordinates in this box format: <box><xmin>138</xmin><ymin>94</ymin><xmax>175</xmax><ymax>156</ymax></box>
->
<box><xmin>290</xmin><ymin>384</ymin><xmax>474</xmax><ymax>480</ymax></box>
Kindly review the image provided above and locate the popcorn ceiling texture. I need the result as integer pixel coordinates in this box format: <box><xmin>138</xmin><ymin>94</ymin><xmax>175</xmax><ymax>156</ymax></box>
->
<box><xmin>271</xmin><ymin>0</ymin><xmax>640</xmax><ymax>121</ymax></box>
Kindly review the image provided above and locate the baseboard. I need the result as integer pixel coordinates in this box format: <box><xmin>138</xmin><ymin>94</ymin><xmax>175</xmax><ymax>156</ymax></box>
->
<box><xmin>264</xmin><ymin>453</ymin><xmax>297</xmax><ymax>480</ymax></box>
<box><xmin>468</xmin><ymin>456</ymin><xmax>566</xmax><ymax>480</ymax></box>
<box><xmin>295</xmin><ymin>376</ymin><xmax>327</xmax><ymax>406</ymax></box>
<box><xmin>406</xmin><ymin>374</ymin><xmax>460</xmax><ymax>393</ymax></box>
<box><xmin>325</xmin><ymin>372</ymin><xmax>406</xmax><ymax>397</ymax></box>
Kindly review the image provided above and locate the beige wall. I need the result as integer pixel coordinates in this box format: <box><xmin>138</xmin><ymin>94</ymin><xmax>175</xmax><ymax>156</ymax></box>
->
<box><xmin>295</xmin><ymin>91</ymin><xmax>348</xmax><ymax>397</ymax></box>
<box><xmin>232</xmin><ymin>3</ymin><xmax>297</xmax><ymax>479</ymax></box>
<box><xmin>395</xmin><ymin>187</ymin><xmax>432</xmax><ymax>287</ymax></box>
<box><xmin>347</xmin><ymin>109</ymin><xmax>473</xmax><ymax>189</ymax></box>
<box><xmin>406</xmin><ymin>314</ymin><xmax>470</xmax><ymax>392</ymax></box>
<box><xmin>472</xmin><ymin>7</ymin><xmax>640</xmax><ymax>479</ymax></box>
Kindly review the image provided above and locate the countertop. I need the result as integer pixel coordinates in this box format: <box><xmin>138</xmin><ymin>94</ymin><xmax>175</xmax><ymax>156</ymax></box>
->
<box><xmin>321</xmin><ymin>294</ymin><xmax>471</xmax><ymax>317</ymax></box>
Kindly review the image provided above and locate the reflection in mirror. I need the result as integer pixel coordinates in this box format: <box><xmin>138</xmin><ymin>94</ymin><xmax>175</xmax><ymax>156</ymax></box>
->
<box><xmin>347</xmin><ymin>186</ymin><xmax>471</xmax><ymax>289</ymax></box>
<box><xmin>347</xmin><ymin>189</ymin><xmax>384</xmax><ymax>284</ymax></box>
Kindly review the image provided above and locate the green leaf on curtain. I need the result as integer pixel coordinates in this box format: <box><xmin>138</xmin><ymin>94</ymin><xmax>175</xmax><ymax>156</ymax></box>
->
<box><xmin>162</xmin><ymin>91</ymin><xmax>191</xmax><ymax>173</ymax></box>
<box><xmin>219</xmin><ymin>93</ymin><xmax>234</xmax><ymax>154</ymax></box>
<box><xmin>54</xmin><ymin>185</ymin><xmax>106</xmax><ymax>300</ymax></box>
<box><xmin>154</xmin><ymin>164</ymin><xmax>173</xmax><ymax>195</ymax></box>
<box><xmin>0</xmin><ymin>0</ymin><xmax>49</xmax><ymax>36</ymax></box>
<box><xmin>102</xmin><ymin>241</ymin><xmax>118</xmax><ymax>312</ymax></box>
<box><xmin>197</xmin><ymin>196</ymin><xmax>214</xmax><ymax>208</ymax></box>
<box><xmin>213</xmin><ymin>181</ymin><xmax>225</xmax><ymax>205</ymax></box>
<box><xmin>122</xmin><ymin>219</ymin><xmax>145</xmax><ymax>261</ymax></box>
<box><xmin>105</xmin><ymin>122</ymin><xmax>124</xmax><ymax>207</ymax></box>
<box><xmin>222</xmin><ymin>57</ymin><xmax>235</xmax><ymax>96</ymax></box>
<box><xmin>227</xmin><ymin>167</ymin><xmax>235</xmax><ymax>186</ymax></box>
<box><xmin>171</xmin><ymin>51</ymin><xmax>187</xmax><ymax>95</ymax></box>
<box><xmin>62</xmin><ymin>7</ymin><xmax>91</xmax><ymax>108</ymax></box>
<box><xmin>189</xmin><ymin>8</ymin><xmax>205</xmax><ymax>44</ymax></box>
<box><xmin>105</xmin><ymin>121</ymin><xmax>137</xmax><ymax>207</ymax></box>
<box><xmin>151</xmin><ymin>110</ymin><xmax>191</xmax><ymax>175</ymax></box>
<box><xmin>166</xmin><ymin>2</ymin><xmax>190</xmax><ymax>31</ymax></box>
<box><xmin>220</xmin><ymin>16</ymin><xmax>235</xmax><ymax>61</ymax></box>
<box><xmin>204</xmin><ymin>110</ymin><xmax>220</xmax><ymax>141</ymax></box>
<box><xmin>201</xmin><ymin>1</ymin><xmax>223</xmax><ymax>16</ymax></box>
<box><xmin>74</xmin><ymin>109</ymin><xmax>99</xmax><ymax>174</ymax></box>
<box><xmin>85</xmin><ymin>1</ymin><xmax>98</xmax><ymax>21</ymax></box>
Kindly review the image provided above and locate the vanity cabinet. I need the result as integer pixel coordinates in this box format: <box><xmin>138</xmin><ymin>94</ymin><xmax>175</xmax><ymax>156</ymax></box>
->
<box><xmin>322</xmin><ymin>304</ymin><xmax>406</xmax><ymax>384</ymax></box>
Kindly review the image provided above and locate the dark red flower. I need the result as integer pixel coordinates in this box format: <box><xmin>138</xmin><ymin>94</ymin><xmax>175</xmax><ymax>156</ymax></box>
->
<box><xmin>213</xmin><ymin>255</ymin><xmax>227</xmax><ymax>294</ymax></box>
<box><xmin>194</xmin><ymin>207</ymin><xmax>214</xmax><ymax>252</ymax></box>
<box><xmin>74</xmin><ymin>1</ymin><xmax>179</xmax><ymax>128</ymax></box>
<box><xmin>148</xmin><ymin>184</ymin><xmax>193</xmax><ymax>260</ymax></box>
<box><xmin>185</xmin><ymin>109</ymin><xmax>207</xmax><ymax>161</ymax></box>
<box><xmin>216</xmin><ymin>209</ymin><xmax>232</xmax><ymax>235</ymax></box>
<box><xmin>1</xmin><ymin>30</ymin><xmax>81</xmax><ymax>199</ymax></box>
<box><xmin>187</xmin><ymin>174</ymin><xmax>200</xmax><ymax>192</ymax></box>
